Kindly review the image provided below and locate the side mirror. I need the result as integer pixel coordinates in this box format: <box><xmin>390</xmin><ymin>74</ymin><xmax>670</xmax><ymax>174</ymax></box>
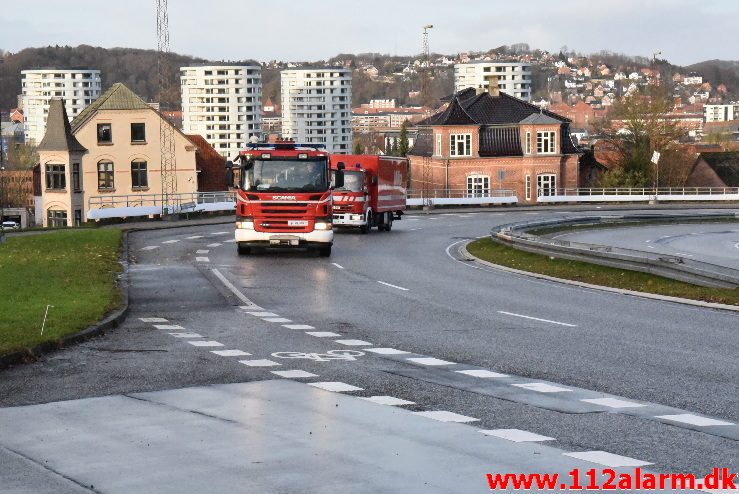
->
<box><xmin>334</xmin><ymin>170</ymin><xmax>344</xmax><ymax>189</ymax></box>
<box><xmin>225</xmin><ymin>161</ymin><xmax>236</xmax><ymax>189</ymax></box>
<box><xmin>244</xmin><ymin>156</ymin><xmax>255</xmax><ymax>171</ymax></box>
<box><xmin>337</xmin><ymin>162</ymin><xmax>346</xmax><ymax>171</ymax></box>
<box><xmin>371</xmin><ymin>176</ymin><xmax>378</xmax><ymax>185</ymax></box>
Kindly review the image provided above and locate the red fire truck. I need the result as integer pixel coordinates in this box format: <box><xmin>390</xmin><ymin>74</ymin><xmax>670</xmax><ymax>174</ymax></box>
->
<box><xmin>227</xmin><ymin>141</ymin><xmax>343</xmax><ymax>256</ymax></box>
<box><xmin>329</xmin><ymin>155</ymin><xmax>407</xmax><ymax>233</ymax></box>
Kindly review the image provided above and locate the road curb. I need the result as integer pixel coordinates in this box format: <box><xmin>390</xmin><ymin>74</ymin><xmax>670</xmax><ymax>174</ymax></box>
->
<box><xmin>0</xmin><ymin>231</ymin><xmax>132</xmax><ymax>370</ymax></box>
<box><xmin>459</xmin><ymin>242</ymin><xmax>739</xmax><ymax>313</ymax></box>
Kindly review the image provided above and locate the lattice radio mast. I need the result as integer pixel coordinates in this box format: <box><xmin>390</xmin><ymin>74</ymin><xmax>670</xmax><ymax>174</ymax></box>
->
<box><xmin>421</xmin><ymin>25</ymin><xmax>433</xmax><ymax>208</ymax></box>
<box><xmin>157</xmin><ymin>0</ymin><xmax>178</xmax><ymax>216</ymax></box>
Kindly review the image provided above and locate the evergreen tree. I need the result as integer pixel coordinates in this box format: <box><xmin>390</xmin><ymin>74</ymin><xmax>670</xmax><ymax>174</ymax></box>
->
<box><xmin>385</xmin><ymin>138</ymin><xmax>392</xmax><ymax>156</ymax></box>
<box><xmin>398</xmin><ymin>120</ymin><xmax>409</xmax><ymax>156</ymax></box>
<box><xmin>353</xmin><ymin>141</ymin><xmax>364</xmax><ymax>154</ymax></box>
<box><xmin>391</xmin><ymin>137</ymin><xmax>399</xmax><ymax>156</ymax></box>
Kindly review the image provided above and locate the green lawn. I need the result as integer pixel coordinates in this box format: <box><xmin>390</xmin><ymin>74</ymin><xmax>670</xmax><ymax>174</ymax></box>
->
<box><xmin>0</xmin><ymin>230</ymin><xmax>123</xmax><ymax>356</ymax></box>
<box><xmin>466</xmin><ymin>238</ymin><xmax>739</xmax><ymax>307</ymax></box>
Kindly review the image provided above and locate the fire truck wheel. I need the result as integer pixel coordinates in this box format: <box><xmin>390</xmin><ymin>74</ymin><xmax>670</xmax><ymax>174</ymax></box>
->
<box><xmin>318</xmin><ymin>245</ymin><xmax>332</xmax><ymax>257</ymax></box>
<box><xmin>361</xmin><ymin>212</ymin><xmax>372</xmax><ymax>234</ymax></box>
<box><xmin>237</xmin><ymin>244</ymin><xmax>251</xmax><ymax>255</ymax></box>
<box><xmin>385</xmin><ymin>213</ymin><xmax>393</xmax><ymax>232</ymax></box>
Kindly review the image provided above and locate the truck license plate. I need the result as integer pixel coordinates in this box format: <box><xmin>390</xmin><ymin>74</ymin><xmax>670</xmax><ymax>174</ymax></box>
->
<box><xmin>287</xmin><ymin>220</ymin><xmax>309</xmax><ymax>226</ymax></box>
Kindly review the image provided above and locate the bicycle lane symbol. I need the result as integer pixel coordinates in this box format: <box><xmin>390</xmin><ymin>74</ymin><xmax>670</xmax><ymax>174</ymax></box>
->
<box><xmin>271</xmin><ymin>350</ymin><xmax>365</xmax><ymax>362</ymax></box>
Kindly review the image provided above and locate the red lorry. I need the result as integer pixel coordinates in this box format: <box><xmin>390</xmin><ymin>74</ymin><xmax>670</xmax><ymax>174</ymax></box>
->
<box><xmin>227</xmin><ymin>141</ymin><xmax>343</xmax><ymax>256</ymax></box>
<box><xmin>329</xmin><ymin>155</ymin><xmax>407</xmax><ymax>233</ymax></box>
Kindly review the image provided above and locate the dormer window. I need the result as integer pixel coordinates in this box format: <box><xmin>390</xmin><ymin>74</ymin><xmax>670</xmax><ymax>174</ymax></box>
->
<box><xmin>536</xmin><ymin>131</ymin><xmax>556</xmax><ymax>154</ymax></box>
<box><xmin>450</xmin><ymin>134</ymin><xmax>472</xmax><ymax>157</ymax></box>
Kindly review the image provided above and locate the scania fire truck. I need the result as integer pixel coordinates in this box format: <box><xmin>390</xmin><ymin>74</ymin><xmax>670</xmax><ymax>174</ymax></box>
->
<box><xmin>227</xmin><ymin>141</ymin><xmax>343</xmax><ymax>256</ymax></box>
<box><xmin>329</xmin><ymin>155</ymin><xmax>407</xmax><ymax>233</ymax></box>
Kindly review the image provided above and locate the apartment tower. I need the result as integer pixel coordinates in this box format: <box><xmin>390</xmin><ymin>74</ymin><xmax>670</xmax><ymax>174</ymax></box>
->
<box><xmin>454</xmin><ymin>62</ymin><xmax>532</xmax><ymax>101</ymax></box>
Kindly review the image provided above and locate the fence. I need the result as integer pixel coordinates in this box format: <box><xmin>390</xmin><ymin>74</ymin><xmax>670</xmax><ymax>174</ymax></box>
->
<box><xmin>406</xmin><ymin>188</ymin><xmax>518</xmax><ymax>207</ymax></box>
<box><xmin>537</xmin><ymin>187</ymin><xmax>739</xmax><ymax>203</ymax></box>
<box><xmin>87</xmin><ymin>191</ymin><xmax>235</xmax><ymax>219</ymax></box>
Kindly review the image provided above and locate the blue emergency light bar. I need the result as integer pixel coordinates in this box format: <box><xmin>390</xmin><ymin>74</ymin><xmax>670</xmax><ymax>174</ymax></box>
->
<box><xmin>245</xmin><ymin>142</ymin><xmax>326</xmax><ymax>151</ymax></box>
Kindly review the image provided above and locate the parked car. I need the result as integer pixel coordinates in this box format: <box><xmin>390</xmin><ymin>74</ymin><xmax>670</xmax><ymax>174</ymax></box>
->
<box><xmin>1</xmin><ymin>221</ymin><xmax>19</xmax><ymax>230</ymax></box>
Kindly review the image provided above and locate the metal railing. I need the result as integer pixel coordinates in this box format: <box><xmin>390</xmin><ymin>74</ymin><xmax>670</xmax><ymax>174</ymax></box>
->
<box><xmin>407</xmin><ymin>188</ymin><xmax>517</xmax><ymax>199</ymax></box>
<box><xmin>544</xmin><ymin>187</ymin><xmax>739</xmax><ymax>197</ymax></box>
<box><xmin>89</xmin><ymin>191</ymin><xmax>235</xmax><ymax>210</ymax></box>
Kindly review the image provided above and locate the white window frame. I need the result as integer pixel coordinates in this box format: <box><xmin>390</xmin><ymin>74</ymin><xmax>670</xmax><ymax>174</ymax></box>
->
<box><xmin>466</xmin><ymin>174</ymin><xmax>489</xmax><ymax>198</ymax></box>
<box><xmin>525</xmin><ymin>175</ymin><xmax>531</xmax><ymax>201</ymax></box>
<box><xmin>450</xmin><ymin>133</ymin><xmax>472</xmax><ymax>157</ymax></box>
<box><xmin>537</xmin><ymin>174</ymin><xmax>557</xmax><ymax>197</ymax></box>
<box><xmin>435</xmin><ymin>133</ymin><xmax>442</xmax><ymax>156</ymax></box>
<box><xmin>525</xmin><ymin>132</ymin><xmax>531</xmax><ymax>154</ymax></box>
<box><xmin>536</xmin><ymin>131</ymin><xmax>556</xmax><ymax>154</ymax></box>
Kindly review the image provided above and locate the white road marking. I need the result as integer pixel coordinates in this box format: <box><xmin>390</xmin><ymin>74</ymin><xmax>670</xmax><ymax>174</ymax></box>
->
<box><xmin>334</xmin><ymin>339</ymin><xmax>372</xmax><ymax>346</ymax></box>
<box><xmin>153</xmin><ymin>324</ymin><xmax>185</xmax><ymax>330</ymax></box>
<box><xmin>479</xmin><ymin>429</ymin><xmax>555</xmax><ymax>442</ymax></box>
<box><xmin>271</xmin><ymin>370</ymin><xmax>318</xmax><ymax>379</ymax></box>
<box><xmin>161</xmin><ymin>240</ymin><xmax>179</xmax><ymax>244</ymax></box>
<box><xmin>581</xmin><ymin>397</ymin><xmax>646</xmax><ymax>409</ymax></box>
<box><xmin>210</xmin><ymin>349</ymin><xmax>251</xmax><ymax>357</ymax></box>
<box><xmin>306</xmin><ymin>331</ymin><xmax>342</xmax><ymax>337</ymax></box>
<box><xmin>377</xmin><ymin>281</ymin><xmax>409</xmax><ymax>291</ymax></box>
<box><xmin>413</xmin><ymin>411</ymin><xmax>478</xmax><ymax>423</ymax></box>
<box><xmin>195</xmin><ymin>257</ymin><xmax>210</xmax><ymax>263</ymax></box>
<box><xmin>207</xmin><ymin>243</ymin><xmax>222</xmax><ymax>247</ymax></box>
<box><xmin>140</xmin><ymin>246</ymin><xmax>159</xmax><ymax>251</ymax></box>
<box><xmin>223</xmin><ymin>239</ymin><xmax>237</xmax><ymax>243</ymax></box>
<box><xmin>409</xmin><ymin>228</ymin><xmax>422</xmax><ymax>231</ymax></box>
<box><xmin>655</xmin><ymin>414</ymin><xmax>734</xmax><ymax>427</ymax></box>
<box><xmin>563</xmin><ymin>451</ymin><xmax>652</xmax><ymax>468</ymax></box>
<box><xmin>263</xmin><ymin>317</ymin><xmax>292</xmax><ymax>323</ymax></box>
<box><xmin>456</xmin><ymin>369</ymin><xmax>508</xmax><ymax>378</ymax></box>
<box><xmin>139</xmin><ymin>317</ymin><xmax>168</xmax><ymax>323</ymax></box>
<box><xmin>308</xmin><ymin>381</ymin><xmax>363</xmax><ymax>392</ymax></box>
<box><xmin>244</xmin><ymin>311</ymin><xmax>278</xmax><ymax>317</ymax></box>
<box><xmin>168</xmin><ymin>332</ymin><xmax>202</xmax><ymax>338</ymax></box>
<box><xmin>406</xmin><ymin>357</ymin><xmax>456</xmax><ymax>366</ymax></box>
<box><xmin>282</xmin><ymin>324</ymin><xmax>315</xmax><ymax>330</ymax></box>
<box><xmin>187</xmin><ymin>340</ymin><xmax>224</xmax><ymax>347</ymax></box>
<box><xmin>331</xmin><ymin>263</ymin><xmax>344</xmax><ymax>269</ymax></box>
<box><xmin>428</xmin><ymin>217</ymin><xmax>439</xmax><ymax>220</ymax></box>
<box><xmin>186</xmin><ymin>236</ymin><xmax>204</xmax><ymax>239</ymax></box>
<box><xmin>364</xmin><ymin>348</ymin><xmax>410</xmax><ymax>355</ymax></box>
<box><xmin>211</xmin><ymin>232</ymin><xmax>229</xmax><ymax>235</ymax></box>
<box><xmin>239</xmin><ymin>359</ymin><xmax>281</xmax><ymax>367</ymax></box>
<box><xmin>406</xmin><ymin>218</ymin><xmax>420</xmax><ymax>221</ymax></box>
<box><xmin>211</xmin><ymin>268</ymin><xmax>263</xmax><ymax>309</ymax></box>
<box><xmin>512</xmin><ymin>382</ymin><xmax>572</xmax><ymax>393</ymax></box>
<box><xmin>361</xmin><ymin>396</ymin><xmax>416</xmax><ymax>406</ymax></box>
<box><xmin>648</xmin><ymin>246</ymin><xmax>655</xmax><ymax>249</ymax></box>
<box><xmin>196</xmin><ymin>250</ymin><xmax>210</xmax><ymax>254</ymax></box>
<box><xmin>498</xmin><ymin>311</ymin><xmax>577</xmax><ymax>327</ymax></box>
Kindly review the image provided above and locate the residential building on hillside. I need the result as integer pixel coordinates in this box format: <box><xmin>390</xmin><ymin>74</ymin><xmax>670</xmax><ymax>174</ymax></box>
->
<box><xmin>454</xmin><ymin>62</ymin><xmax>532</xmax><ymax>101</ymax></box>
<box><xmin>361</xmin><ymin>99</ymin><xmax>396</xmax><ymax>109</ymax></box>
<box><xmin>36</xmin><ymin>84</ymin><xmax>198</xmax><ymax>227</ymax></box>
<box><xmin>280</xmin><ymin>68</ymin><xmax>352</xmax><ymax>153</ymax></box>
<box><xmin>180</xmin><ymin>65</ymin><xmax>262</xmax><ymax>160</ymax></box>
<box><xmin>21</xmin><ymin>69</ymin><xmax>102</xmax><ymax>144</ymax></box>
<box><xmin>408</xmin><ymin>85</ymin><xmax>580</xmax><ymax>203</ymax></box>
<box><xmin>704</xmin><ymin>103</ymin><xmax>739</xmax><ymax>123</ymax></box>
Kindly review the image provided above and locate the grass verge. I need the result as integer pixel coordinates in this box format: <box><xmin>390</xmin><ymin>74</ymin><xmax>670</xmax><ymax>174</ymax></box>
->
<box><xmin>466</xmin><ymin>237</ymin><xmax>739</xmax><ymax>306</ymax></box>
<box><xmin>0</xmin><ymin>230</ymin><xmax>123</xmax><ymax>355</ymax></box>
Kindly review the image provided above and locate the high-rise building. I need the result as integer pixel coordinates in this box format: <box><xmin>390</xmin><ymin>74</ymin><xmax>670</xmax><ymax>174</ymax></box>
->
<box><xmin>280</xmin><ymin>69</ymin><xmax>352</xmax><ymax>153</ymax></box>
<box><xmin>703</xmin><ymin>103</ymin><xmax>739</xmax><ymax>123</ymax></box>
<box><xmin>180</xmin><ymin>65</ymin><xmax>262</xmax><ymax>159</ymax></box>
<box><xmin>21</xmin><ymin>69</ymin><xmax>102</xmax><ymax>144</ymax></box>
<box><xmin>454</xmin><ymin>62</ymin><xmax>532</xmax><ymax>101</ymax></box>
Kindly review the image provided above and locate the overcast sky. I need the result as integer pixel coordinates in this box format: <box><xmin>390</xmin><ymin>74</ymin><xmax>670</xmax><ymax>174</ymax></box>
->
<box><xmin>1</xmin><ymin>0</ymin><xmax>736</xmax><ymax>66</ymax></box>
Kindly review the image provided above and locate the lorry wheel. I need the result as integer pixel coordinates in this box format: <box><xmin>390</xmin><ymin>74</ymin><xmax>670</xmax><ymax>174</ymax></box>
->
<box><xmin>361</xmin><ymin>212</ymin><xmax>372</xmax><ymax>234</ymax></box>
<box><xmin>385</xmin><ymin>214</ymin><xmax>393</xmax><ymax>232</ymax></box>
<box><xmin>318</xmin><ymin>246</ymin><xmax>332</xmax><ymax>257</ymax></box>
<box><xmin>237</xmin><ymin>244</ymin><xmax>251</xmax><ymax>255</ymax></box>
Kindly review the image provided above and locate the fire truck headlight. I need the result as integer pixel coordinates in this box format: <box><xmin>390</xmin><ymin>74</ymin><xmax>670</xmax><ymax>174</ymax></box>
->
<box><xmin>314</xmin><ymin>222</ymin><xmax>332</xmax><ymax>231</ymax></box>
<box><xmin>351</xmin><ymin>215</ymin><xmax>363</xmax><ymax>221</ymax></box>
<box><xmin>236</xmin><ymin>219</ymin><xmax>254</xmax><ymax>229</ymax></box>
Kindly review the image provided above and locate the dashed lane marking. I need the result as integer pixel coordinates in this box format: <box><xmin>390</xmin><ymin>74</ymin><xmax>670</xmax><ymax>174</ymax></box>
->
<box><xmin>168</xmin><ymin>332</ymin><xmax>202</xmax><ymax>338</ymax></box>
<box><xmin>210</xmin><ymin>349</ymin><xmax>251</xmax><ymax>357</ymax></box>
<box><xmin>413</xmin><ymin>411</ymin><xmax>478</xmax><ymax>423</ymax></box>
<box><xmin>186</xmin><ymin>235</ymin><xmax>204</xmax><ymax>239</ymax></box>
<box><xmin>406</xmin><ymin>357</ymin><xmax>456</xmax><ymax>366</ymax></box>
<box><xmin>244</xmin><ymin>311</ymin><xmax>278</xmax><ymax>317</ymax></box>
<box><xmin>361</xmin><ymin>396</ymin><xmax>416</xmax><ymax>406</ymax></box>
<box><xmin>308</xmin><ymin>381</ymin><xmax>363</xmax><ymax>392</ymax></box>
<box><xmin>211</xmin><ymin>232</ymin><xmax>229</xmax><ymax>235</ymax></box>
<box><xmin>271</xmin><ymin>370</ymin><xmax>318</xmax><ymax>379</ymax></box>
<box><xmin>498</xmin><ymin>311</ymin><xmax>577</xmax><ymax>327</ymax></box>
<box><xmin>334</xmin><ymin>339</ymin><xmax>372</xmax><ymax>346</ymax></box>
<box><xmin>195</xmin><ymin>257</ymin><xmax>210</xmax><ymax>263</ymax></box>
<box><xmin>377</xmin><ymin>281</ymin><xmax>409</xmax><ymax>291</ymax></box>
<box><xmin>654</xmin><ymin>414</ymin><xmax>734</xmax><ymax>427</ymax></box>
<box><xmin>187</xmin><ymin>340</ymin><xmax>224</xmax><ymax>347</ymax></box>
<box><xmin>512</xmin><ymin>382</ymin><xmax>572</xmax><ymax>393</ymax></box>
<box><xmin>161</xmin><ymin>240</ymin><xmax>179</xmax><ymax>244</ymax></box>
<box><xmin>581</xmin><ymin>397</ymin><xmax>646</xmax><ymax>409</ymax></box>
<box><xmin>239</xmin><ymin>359</ymin><xmax>281</xmax><ymax>367</ymax></box>
<box><xmin>207</xmin><ymin>243</ymin><xmax>222</xmax><ymax>247</ymax></box>
<box><xmin>223</xmin><ymin>239</ymin><xmax>237</xmax><ymax>243</ymax></box>
<box><xmin>364</xmin><ymin>348</ymin><xmax>410</xmax><ymax>355</ymax></box>
<box><xmin>331</xmin><ymin>263</ymin><xmax>345</xmax><ymax>269</ymax></box>
<box><xmin>140</xmin><ymin>246</ymin><xmax>159</xmax><ymax>251</ymax></box>
<box><xmin>196</xmin><ymin>250</ymin><xmax>210</xmax><ymax>254</ymax></box>
<box><xmin>263</xmin><ymin>317</ymin><xmax>292</xmax><ymax>323</ymax></box>
<box><xmin>306</xmin><ymin>331</ymin><xmax>342</xmax><ymax>338</ymax></box>
<box><xmin>153</xmin><ymin>324</ymin><xmax>185</xmax><ymax>330</ymax></box>
<box><xmin>456</xmin><ymin>369</ymin><xmax>508</xmax><ymax>378</ymax></box>
<box><xmin>479</xmin><ymin>429</ymin><xmax>555</xmax><ymax>442</ymax></box>
<box><xmin>283</xmin><ymin>324</ymin><xmax>315</xmax><ymax>330</ymax></box>
<box><xmin>563</xmin><ymin>451</ymin><xmax>652</xmax><ymax>468</ymax></box>
<box><xmin>211</xmin><ymin>268</ymin><xmax>263</xmax><ymax>310</ymax></box>
<box><xmin>139</xmin><ymin>317</ymin><xmax>168</xmax><ymax>323</ymax></box>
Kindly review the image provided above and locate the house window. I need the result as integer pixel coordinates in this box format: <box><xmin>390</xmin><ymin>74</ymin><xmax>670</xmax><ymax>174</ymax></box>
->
<box><xmin>72</xmin><ymin>163</ymin><xmax>81</xmax><ymax>192</ymax></box>
<box><xmin>450</xmin><ymin>134</ymin><xmax>472</xmax><ymax>156</ymax></box>
<box><xmin>537</xmin><ymin>174</ymin><xmax>556</xmax><ymax>197</ymax></box>
<box><xmin>536</xmin><ymin>131</ymin><xmax>556</xmax><ymax>154</ymax></box>
<box><xmin>45</xmin><ymin>164</ymin><xmax>66</xmax><ymax>190</ymax></box>
<box><xmin>435</xmin><ymin>133</ymin><xmax>442</xmax><ymax>156</ymax></box>
<box><xmin>97</xmin><ymin>123</ymin><xmax>112</xmax><ymax>143</ymax></box>
<box><xmin>131</xmin><ymin>123</ymin><xmax>146</xmax><ymax>142</ymax></box>
<box><xmin>47</xmin><ymin>209</ymin><xmax>68</xmax><ymax>228</ymax></box>
<box><xmin>525</xmin><ymin>132</ymin><xmax>531</xmax><ymax>154</ymax></box>
<box><xmin>131</xmin><ymin>160</ymin><xmax>148</xmax><ymax>188</ymax></box>
<box><xmin>74</xmin><ymin>209</ymin><xmax>82</xmax><ymax>227</ymax></box>
<box><xmin>467</xmin><ymin>175</ymin><xmax>489</xmax><ymax>198</ymax></box>
<box><xmin>97</xmin><ymin>161</ymin><xmax>114</xmax><ymax>189</ymax></box>
<box><xmin>525</xmin><ymin>175</ymin><xmax>531</xmax><ymax>200</ymax></box>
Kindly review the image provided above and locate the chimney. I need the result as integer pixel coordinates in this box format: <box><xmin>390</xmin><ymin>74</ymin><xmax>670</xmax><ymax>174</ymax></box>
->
<box><xmin>475</xmin><ymin>85</ymin><xmax>485</xmax><ymax>96</ymax></box>
<box><xmin>484</xmin><ymin>75</ymin><xmax>500</xmax><ymax>97</ymax></box>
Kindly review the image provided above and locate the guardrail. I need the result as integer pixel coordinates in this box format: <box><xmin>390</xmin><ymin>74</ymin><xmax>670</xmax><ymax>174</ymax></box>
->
<box><xmin>538</xmin><ymin>187</ymin><xmax>739</xmax><ymax>203</ymax></box>
<box><xmin>88</xmin><ymin>192</ymin><xmax>235</xmax><ymax>220</ymax></box>
<box><xmin>407</xmin><ymin>189</ymin><xmax>518</xmax><ymax>207</ymax></box>
<box><xmin>491</xmin><ymin>213</ymin><xmax>739</xmax><ymax>288</ymax></box>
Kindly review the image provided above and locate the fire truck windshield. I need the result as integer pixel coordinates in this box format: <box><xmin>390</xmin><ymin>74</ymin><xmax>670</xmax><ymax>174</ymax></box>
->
<box><xmin>331</xmin><ymin>170</ymin><xmax>363</xmax><ymax>192</ymax></box>
<box><xmin>242</xmin><ymin>158</ymin><xmax>328</xmax><ymax>192</ymax></box>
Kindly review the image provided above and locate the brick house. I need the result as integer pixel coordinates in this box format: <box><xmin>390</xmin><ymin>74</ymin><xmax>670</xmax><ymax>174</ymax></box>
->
<box><xmin>408</xmin><ymin>86</ymin><xmax>580</xmax><ymax>203</ymax></box>
<box><xmin>186</xmin><ymin>134</ymin><xmax>227</xmax><ymax>192</ymax></box>
<box><xmin>685</xmin><ymin>152</ymin><xmax>739</xmax><ymax>187</ymax></box>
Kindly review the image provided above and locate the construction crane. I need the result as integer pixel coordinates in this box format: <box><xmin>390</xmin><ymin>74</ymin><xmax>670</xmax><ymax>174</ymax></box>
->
<box><xmin>157</xmin><ymin>0</ymin><xmax>178</xmax><ymax>216</ymax></box>
<box><xmin>420</xmin><ymin>24</ymin><xmax>433</xmax><ymax>208</ymax></box>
